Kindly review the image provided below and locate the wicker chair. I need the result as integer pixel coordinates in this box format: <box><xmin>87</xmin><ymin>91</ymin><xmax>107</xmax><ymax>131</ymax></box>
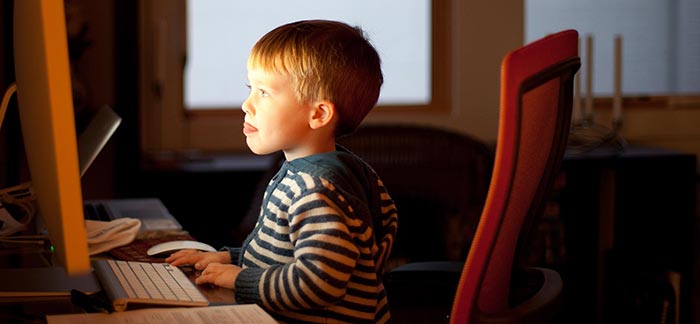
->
<box><xmin>337</xmin><ymin>124</ymin><xmax>494</xmax><ymax>269</ymax></box>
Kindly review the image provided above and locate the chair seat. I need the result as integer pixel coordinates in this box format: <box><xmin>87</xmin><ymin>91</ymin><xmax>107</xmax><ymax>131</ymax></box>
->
<box><xmin>385</xmin><ymin>261</ymin><xmax>464</xmax><ymax>307</ymax></box>
<box><xmin>478</xmin><ymin>267</ymin><xmax>563</xmax><ymax>324</ymax></box>
<box><xmin>385</xmin><ymin>263</ymin><xmax>563</xmax><ymax>323</ymax></box>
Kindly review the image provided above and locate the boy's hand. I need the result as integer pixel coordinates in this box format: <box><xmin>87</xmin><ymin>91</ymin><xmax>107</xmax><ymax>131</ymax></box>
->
<box><xmin>195</xmin><ymin>262</ymin><xmax>242</xmax><ymax>289</ymax></box>
<box><xmin>166</xmin><ymin>250</ymin><xmax>230</xmax><ymax>270</ymax></box>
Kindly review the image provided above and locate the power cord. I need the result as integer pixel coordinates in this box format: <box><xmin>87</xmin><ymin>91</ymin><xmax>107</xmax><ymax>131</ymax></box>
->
<box><xmin>0</xmin><ymin>83</ymin><xmax>39</xmax><ymax>240</ymax></box>
<box><xmin>1</xmin><ymin>84</ymin><xmax>57</xmax><ymax>257</ymax></box>
<box><xmin>0</xmin><ymin>182</ymin><xmax>37</xmax><ymax>238</ymax></box>
<box><xmin>0</xmin><ymin>82</ymin><xmax>17</xmax><ymax>132</ymax></box>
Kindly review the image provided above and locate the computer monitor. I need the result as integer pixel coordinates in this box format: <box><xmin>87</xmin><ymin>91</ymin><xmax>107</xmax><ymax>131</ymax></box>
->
<box><xmin>0</xmin><ymin>0</ymin><xmax>99</xmax><ymax>295</ymax></box>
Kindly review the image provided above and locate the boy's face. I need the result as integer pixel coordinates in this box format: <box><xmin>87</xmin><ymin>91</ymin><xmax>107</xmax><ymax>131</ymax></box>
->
<box><xmin>242</xmin><ymin>67</ymin><xmax>316</xmax><ymax>158</ymax></box>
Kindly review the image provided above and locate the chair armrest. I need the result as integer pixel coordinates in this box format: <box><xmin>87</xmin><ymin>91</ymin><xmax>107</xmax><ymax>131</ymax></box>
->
<box><xmin>478</xmin><ymin>267</ymin><xmax>563</xmax><ymax>324</ymax></box>
<box><xmin>388</xmin><ymin>260</ymin><xmax>465</xmax><ymax>275</ymax></box>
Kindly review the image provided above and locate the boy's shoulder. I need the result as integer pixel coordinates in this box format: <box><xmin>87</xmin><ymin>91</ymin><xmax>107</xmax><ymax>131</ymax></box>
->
<box><xmin>287</xmin><ymin>146</ymin><xmax>379</xmax><ymax>195</ymax></box>
<box><xmin>291</xmin><ymin>147</ymin><xmax>369</xmax><ymax>177</ymax></box>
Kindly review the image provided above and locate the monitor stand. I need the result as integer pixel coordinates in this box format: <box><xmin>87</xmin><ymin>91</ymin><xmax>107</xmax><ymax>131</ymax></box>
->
<box><xmin>0</xmin><ymin>267</ymin><xmax>101</xmax><ymax>297</ymax></box>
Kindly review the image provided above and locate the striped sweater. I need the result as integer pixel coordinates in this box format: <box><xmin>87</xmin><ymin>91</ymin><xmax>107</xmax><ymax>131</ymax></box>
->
<box><xmin>223</xmin><ymin>147</ymin><xmax>398</xmax><ymax>323</ymax></box>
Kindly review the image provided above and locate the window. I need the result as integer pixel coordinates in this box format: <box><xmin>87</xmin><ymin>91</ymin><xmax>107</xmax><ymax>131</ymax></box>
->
<box><xmin>526</xmin><ymin>0</ymin><xmax>700</xmax><ymax>96</ymax></box>
<box><xmin>139</xmin><ymin>0</ymin><xmax>451</xmax><ymax>153</ymax></box>
<box><xmin>185</xmin><ymin>0</ymin><xmax>431</xmax><ymax>109</ymax></box>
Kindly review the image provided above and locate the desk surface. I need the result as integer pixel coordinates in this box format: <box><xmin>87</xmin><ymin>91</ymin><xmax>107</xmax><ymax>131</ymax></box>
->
<box><xmin>565</xmin><ymin>144</ymin><xmax>696</xmax><ymax>161</ymax></box>
<box><xmin>0</xmin><ymin>280</ymin><xmax>236</xmax><ymax>323</ymax></box>
<box><xmin>0</xmin><ymin>233</ymin><xmax>236</xmax><ymax>323</ymax></box>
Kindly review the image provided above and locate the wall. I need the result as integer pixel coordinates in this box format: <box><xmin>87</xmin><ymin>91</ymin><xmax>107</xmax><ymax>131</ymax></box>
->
<box><xmin>60</xmin><ymin>0</ymin><xmax>142</xmax><ymax>200</ymax></box>
<box><xmin>65</xmin><ymin>0</ymin><xmax>119</xmax><ymax>198</ymax></box>
<box><xmin>366</xmin><ymin>1</ymin><xmax>523</xmax><ymax>144</ymax></box>
<box><xmin>592</xmin><ymin>103</ymin><xmax>700</xmax><ymax>161</ymax></box>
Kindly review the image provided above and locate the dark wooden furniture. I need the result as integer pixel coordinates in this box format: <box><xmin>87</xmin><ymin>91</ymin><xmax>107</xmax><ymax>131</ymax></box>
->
<box><xmin>531</xmin><ymin>146</ymin><xmax>698</xmax><ymax>324</ymax></box>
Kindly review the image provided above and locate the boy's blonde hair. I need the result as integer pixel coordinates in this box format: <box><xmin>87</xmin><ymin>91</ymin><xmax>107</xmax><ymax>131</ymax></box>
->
<box><xmin>247</xmin><ymin>20</ymin><xmax>383</xmax><ymax>136</ymax></box>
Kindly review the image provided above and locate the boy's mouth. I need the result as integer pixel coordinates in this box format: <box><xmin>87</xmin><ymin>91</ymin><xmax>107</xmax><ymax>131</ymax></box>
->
<box><xmin>243</xmin><ymin>122</ymin><xmax>258</xmax><ymax>135</ymax></box>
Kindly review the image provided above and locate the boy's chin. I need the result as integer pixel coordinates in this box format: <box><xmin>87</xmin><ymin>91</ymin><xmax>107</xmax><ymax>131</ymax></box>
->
<box><xmin>245</xmin><ymin>140</ymin><xmax>274</xmax><ymax>156</ymax></box>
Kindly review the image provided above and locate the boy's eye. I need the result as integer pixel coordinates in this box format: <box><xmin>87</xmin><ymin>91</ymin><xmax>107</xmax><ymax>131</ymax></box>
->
<box><xmin>245</xmin><ymin>84</ymin><xmax>268</xmax><ymax>97</ymax></box>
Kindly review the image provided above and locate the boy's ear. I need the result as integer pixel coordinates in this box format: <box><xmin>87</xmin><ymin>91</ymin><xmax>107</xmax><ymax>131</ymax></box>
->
<box><xmin>308</xmin><ymin>100</ymin><xmax>335</xmax><ymax>130</ymax></box>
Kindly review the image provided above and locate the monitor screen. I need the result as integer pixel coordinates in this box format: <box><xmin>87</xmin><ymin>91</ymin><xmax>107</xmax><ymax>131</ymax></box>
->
<box><xmin>12</xmin><ymin>0</ymin><xmax>91</xmax><ymax>276</ymax></box>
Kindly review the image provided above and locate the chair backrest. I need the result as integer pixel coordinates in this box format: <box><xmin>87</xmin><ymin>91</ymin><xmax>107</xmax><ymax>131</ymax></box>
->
<box><xmin>450</xmin><ymin>30</ymin><xmax>581</xmax><ymax>323</ymax></box>
<box><xmin>338</xmin><ymin>124</ymin><xmax>494</xmax><ymax>267</ymax></box>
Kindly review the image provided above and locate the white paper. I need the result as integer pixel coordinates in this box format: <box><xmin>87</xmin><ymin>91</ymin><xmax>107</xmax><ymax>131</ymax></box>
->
<box><xmin>46</xmin><ymin>304</ymin><xmax>277</xmax><ymax>324</ymax></box>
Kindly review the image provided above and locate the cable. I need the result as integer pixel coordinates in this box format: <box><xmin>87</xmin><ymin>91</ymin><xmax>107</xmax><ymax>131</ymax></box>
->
<box><xmin>0</xmin><ymin>84</ymin><xmax>33</xmax><ymax>239</ymax></box>
<box><xmin>1</xmin><ymin>82</ymin><xmax>17</xmax><ymax>132</ymax></box>
<box><xmin>567</xmin><ymin>120</ymin><xmax>628</xmax><ymax>155</ymax></box>
<box><xmin>0</xmin><ymin>236</ymin><xmax>48</xmax><ymax>245</ymax></box>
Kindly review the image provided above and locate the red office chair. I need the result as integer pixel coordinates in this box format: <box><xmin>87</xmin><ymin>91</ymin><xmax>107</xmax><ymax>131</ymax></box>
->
<box><xmin>451</xmin><ymin>30</ymin><xmax>580</xmax><ymax>323</ymax></box>
<box><xmin>385</xmin><ymin>30</ymin><xmax>580</xmax><ymax>324</ymax></box>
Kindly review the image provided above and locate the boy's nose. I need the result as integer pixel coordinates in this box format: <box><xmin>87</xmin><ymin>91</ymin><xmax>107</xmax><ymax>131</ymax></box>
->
<box><xmin>241</xmin><ymin>98</ymin><xmax>253</xmax><ymax>114</ymax></box>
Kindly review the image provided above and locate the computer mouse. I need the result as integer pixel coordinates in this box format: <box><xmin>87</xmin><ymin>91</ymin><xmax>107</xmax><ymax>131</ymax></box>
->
<box><xmin>146</xmin><ymin>240</ymin><xmax>217</xmax><ymax>257</ymax></box>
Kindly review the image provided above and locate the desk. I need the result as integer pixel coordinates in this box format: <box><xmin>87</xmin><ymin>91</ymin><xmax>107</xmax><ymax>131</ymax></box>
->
<box><xmin>528</xmin><ymin>146</ymin><xmax>698</xmax><ymax>324</ymax></box>
<box><xmin>0</xmin><ymin>233</ymin><xmax>236</xmax><ymax>323</ymax></box>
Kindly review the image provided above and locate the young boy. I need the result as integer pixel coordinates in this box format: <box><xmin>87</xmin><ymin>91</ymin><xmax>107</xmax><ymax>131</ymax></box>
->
<box><xmin>167</xmin><ymin>19</ymin><xmax>398</xmax><ymax>323</ymax></box>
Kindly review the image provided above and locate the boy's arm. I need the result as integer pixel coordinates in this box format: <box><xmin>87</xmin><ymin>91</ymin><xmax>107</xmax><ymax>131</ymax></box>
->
<box><xmin>219</xmin><ymin>246</ymin><xmax>243</xmax><ymax>265</ymax></box>
<box><xmin>373</xmin><ymin>182</ymin><xmax>399</xmax><ymax>273</ymax></box>
<box><xmin>234</xmin><ymin>191</ymin><xmax>360</xmax><ymax>310</ymax></box>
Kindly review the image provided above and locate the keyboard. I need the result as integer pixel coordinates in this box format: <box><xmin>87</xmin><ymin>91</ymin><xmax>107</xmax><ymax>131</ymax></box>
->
<box><xmin>91</xmin><ymin>259</ymin><xmax>209</xmax><ymax>312</ymax></box>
